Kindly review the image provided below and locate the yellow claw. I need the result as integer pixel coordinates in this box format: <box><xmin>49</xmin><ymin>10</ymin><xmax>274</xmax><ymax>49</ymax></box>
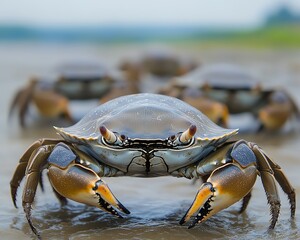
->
<box><xmin>181</xmin><ymin>163</ymin><xmax>257</xmax><ymax>228</ymax></box>
<box><xmin>48</xmin><ymin>163</ymin><xmax>130</xmax><ymax>216</ymax></box>
<box><xmin>183</xmin><ymin>96</ymin><xmax>229</xmax><ymax>127</ymax></box>
<box><xmin>33</xmin><ymin>90</ymin><xmax>73</xmax><ymax>122</ymax></box>
<box><xmin>93</xmin><ymin>180</ymin><xmax>130</xmax><ymax>214</ymax></box>
<box><xmin>179</xmin><ymin>182</ymin><xmax>214</xmax><ymax>225</ymax></box>
<box><xmin>258</xmin><ymin>104</ymin><xmax>291</xmax><ymax>130</ymax></box>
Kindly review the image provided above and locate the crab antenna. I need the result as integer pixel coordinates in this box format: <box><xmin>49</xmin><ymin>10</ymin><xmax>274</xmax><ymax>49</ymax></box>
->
<box><xmin>100</xmin><ymin>125</ymin><xmax>117</xmax><ymax>143</ymax></box>
<box><xmin>179</xmin><ymin>125</ymin><xmax>197</xmax><ymax>143</ymax></box>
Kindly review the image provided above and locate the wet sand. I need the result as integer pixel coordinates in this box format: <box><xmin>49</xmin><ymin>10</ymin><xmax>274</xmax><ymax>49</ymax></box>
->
<box><xmin>1</xmin><ymin>42</ymin><xmax>300</xmax><ymax>239</ymax></box>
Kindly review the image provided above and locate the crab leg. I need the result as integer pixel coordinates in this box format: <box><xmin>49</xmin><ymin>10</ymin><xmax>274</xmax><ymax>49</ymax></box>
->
<box><xmin>255</xmin><ymin>147</ymin><xmax>296</xmax><ymax>217</ymax></box>
<box><xmin>239</xmin><ymin>191</ymin><xmax>252</xmax><ymax>214</ymax></box>
<box><xmin>22</xmin><ymin>145</ymin><xmax>54</xmax><ymax>237</ymax></box>
<box><xmin>10</xmin><ymin>139</ymin><xmax>63</xmax><ymax>207</ymax></box>
<box><xmin>267</xmin><ymin>159</ymin><xmax>295</xmax><ymax>217</ymax></box>
<box><xmin>249</xmin><ymin>144</ymin><xmax>280</xmax><ymax>229</ymax></box>
<box><xmin>9</xmin><ymin>78</ymin><xmax>37</xmax><ymax>127</ymax></box>
<box><xmin>249</xmin><ymin>143</ymin><xmax>296</xmax><ymax>220</ymax></box>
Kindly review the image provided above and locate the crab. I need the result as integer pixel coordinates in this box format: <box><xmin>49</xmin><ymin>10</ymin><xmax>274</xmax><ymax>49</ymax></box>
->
<box><xmin>10</xmin><ymin>93</ymin><xmax>295</xmax><ymax>238</ymax></box>
<box><xmin>9</xmin><ymin>62</ymin><xmax>116</xmax><ymax>127</ymax></box>
<box><xmin>160</xmin><ymin>64</ymin><xmax>300</xmax><ymax>130</ymax></box>
<box><xmin>120</xmin><ymin>50</ymin><xmax>197</xmax><ymax>93</ymax></box>
<box><xmin>99</xmin><ymin>51</ymin><xmax>197</xmax><ymax>104</ymax></box>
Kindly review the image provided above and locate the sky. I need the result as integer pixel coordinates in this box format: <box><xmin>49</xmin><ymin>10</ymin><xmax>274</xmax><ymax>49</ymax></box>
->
<box><xmin>1</xmin><ymin>0</ymin><xmax>300</xmax><ymax>27</ymax></box>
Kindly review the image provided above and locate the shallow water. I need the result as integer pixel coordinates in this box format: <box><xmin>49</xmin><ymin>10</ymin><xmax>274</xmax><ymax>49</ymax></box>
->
<box><xmin>1</xmin><ymin>43</ymin><xmax>300</xmax><ymax>239</ymax></box>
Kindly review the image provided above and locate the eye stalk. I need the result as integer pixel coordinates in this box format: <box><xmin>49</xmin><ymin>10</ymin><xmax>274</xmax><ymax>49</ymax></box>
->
<box><xmin>100</xmin><ymin>125</ymin><xmax>117</xmax><ymax>144</ymax></box>
<box><xmin>180</xmin><ymin>125</ymin><xmax>197</xmax><ymax>143</ymax></box>
<box><xmin>169</xmin><ymin>125</ymin><xmax>197</xmax><ymax>146</ymax></box>
<box><xmin>99</xmin><ymin>125</ymin><xmax>127</xmax><ymax>146</ymax></box>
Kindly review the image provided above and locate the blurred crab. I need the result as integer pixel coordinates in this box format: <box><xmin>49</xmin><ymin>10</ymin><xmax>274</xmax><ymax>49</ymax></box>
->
<box><xmin>99</xmin><ymin>50</ymin><xmax>197</xmax><ymax>103</ymax></box>
<box><xmin>120</xmin><ymin>49</ymin><xmax>197</xmax><ymax>93</ymax></box>
<box><xmin>9</xmin><ymin>62</ymin><xmax>118</xmax><ymax>127</ymax></box>
<box><xmin>11</xmin><ymin>93</ymin><xmax>295</xmax><ymax>238</ymax></box>
<box><xmin>160</xmin><ymin>64</ymin><xmax>299</xmax><ymax>131</ymax></box>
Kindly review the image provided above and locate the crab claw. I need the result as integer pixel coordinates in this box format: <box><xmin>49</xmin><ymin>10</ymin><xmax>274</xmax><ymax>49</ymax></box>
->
<box><xmin>183</xmin><ymin>96</ymin><xmax>229</xmax><ymax>127</ymax></box>
<box><xmin>180</xmin><ymin>163</ymin><xmax>257</xmax><ymax>228</ymax></box>
<box><xmin>93</xmin><ymin>179</ymin><xmax>130</xmax><ymax>215</ymax></box>
<box><xmin>258</xmin><ymin>104</ymin><xmax>290</xmax><ymax>131</ymax></box>
<box><xmin>48</xmin><ymin>163</ymin><xmax>130</xmax><ymax>217</ymax></box>
<box><xmin>179</xmin><ymin>182</ymin><xmax>214</xmax><ymax>226</ymax></box>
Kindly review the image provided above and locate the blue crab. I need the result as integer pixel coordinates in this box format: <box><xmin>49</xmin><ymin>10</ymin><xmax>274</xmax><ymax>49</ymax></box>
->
<box><xmin>10</xmin><ymin>93</ymin><xmax>295</xmax><ymax>238</ymax></box>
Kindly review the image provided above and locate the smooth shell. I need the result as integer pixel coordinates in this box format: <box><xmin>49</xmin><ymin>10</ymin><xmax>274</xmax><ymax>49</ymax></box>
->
<box><xmin>56</xmin><ymin>61</ymin><xmax>108</xmax><ymax>81</ymax></box>
<box><xmin>173</xmin><ymin>63</ymin><xmax>258</xmax><ymax>89</ymax></box>
<box><xmin>56</xmin><ymin>93</ymin><xmax>237</xmax><ymax>142</ymax></box>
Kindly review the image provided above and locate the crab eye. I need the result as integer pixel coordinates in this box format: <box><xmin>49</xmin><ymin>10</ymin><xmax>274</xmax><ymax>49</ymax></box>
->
<box><xmin>169</xmin><ymin>125</ymin><xmax>197</xmax><ymax>146</ymax></box>
<box><xmin>168</xmin><ymin>134</ymin><xmax>176</xmax><ymax>141</ymax></box>
<box><xmin>119</xmin><ymin>134</ymin><xmax>127</xmax><ymax>142</ymax></box>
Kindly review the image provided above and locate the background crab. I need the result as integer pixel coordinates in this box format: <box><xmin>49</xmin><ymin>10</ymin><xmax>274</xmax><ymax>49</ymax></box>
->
<box><xmin>9</xmin><ymin>61</ymin><xmax>120</xmax><ymax>127</ymax></box>
<box><xmin>99</xmin><ymin>50</ymin><xmax>197</xmax><ymax>104</ymax></box>
<box><xmin>10</xmin><ymin>93</ymin><xmax>295</xmax><ymax>238</ymax></box>
<box><xmin>160</xmin><ymin>64</ymin><xmax>300</xmax><ymax>131</ymax></box>
<box><xmin>119</xmin><ymin>49</ymin><xmax>197</xmax><ymax>93</ymax></box>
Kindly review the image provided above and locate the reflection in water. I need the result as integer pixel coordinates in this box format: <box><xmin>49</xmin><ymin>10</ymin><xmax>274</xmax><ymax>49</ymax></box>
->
<box><xmin>10</xmin><ymin>176</ymin><xmax>298</xmax><ymax>239</ymax></box>
<box><xmin>11</xmin><ymin>202</ymin><xmax>298</xmax><ymax>240</ymax></box>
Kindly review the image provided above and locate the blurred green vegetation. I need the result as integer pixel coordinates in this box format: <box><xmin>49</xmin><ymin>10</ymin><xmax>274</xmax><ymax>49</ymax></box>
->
<box><xmin>1</xmin><ymin>23</ymin><xmax>300</xmax><ymax>49</ymax></box>
<box><xmin>175</xmin><ymin>24</ymin><xmax>300</xmax><ymax>49</ymax></box>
